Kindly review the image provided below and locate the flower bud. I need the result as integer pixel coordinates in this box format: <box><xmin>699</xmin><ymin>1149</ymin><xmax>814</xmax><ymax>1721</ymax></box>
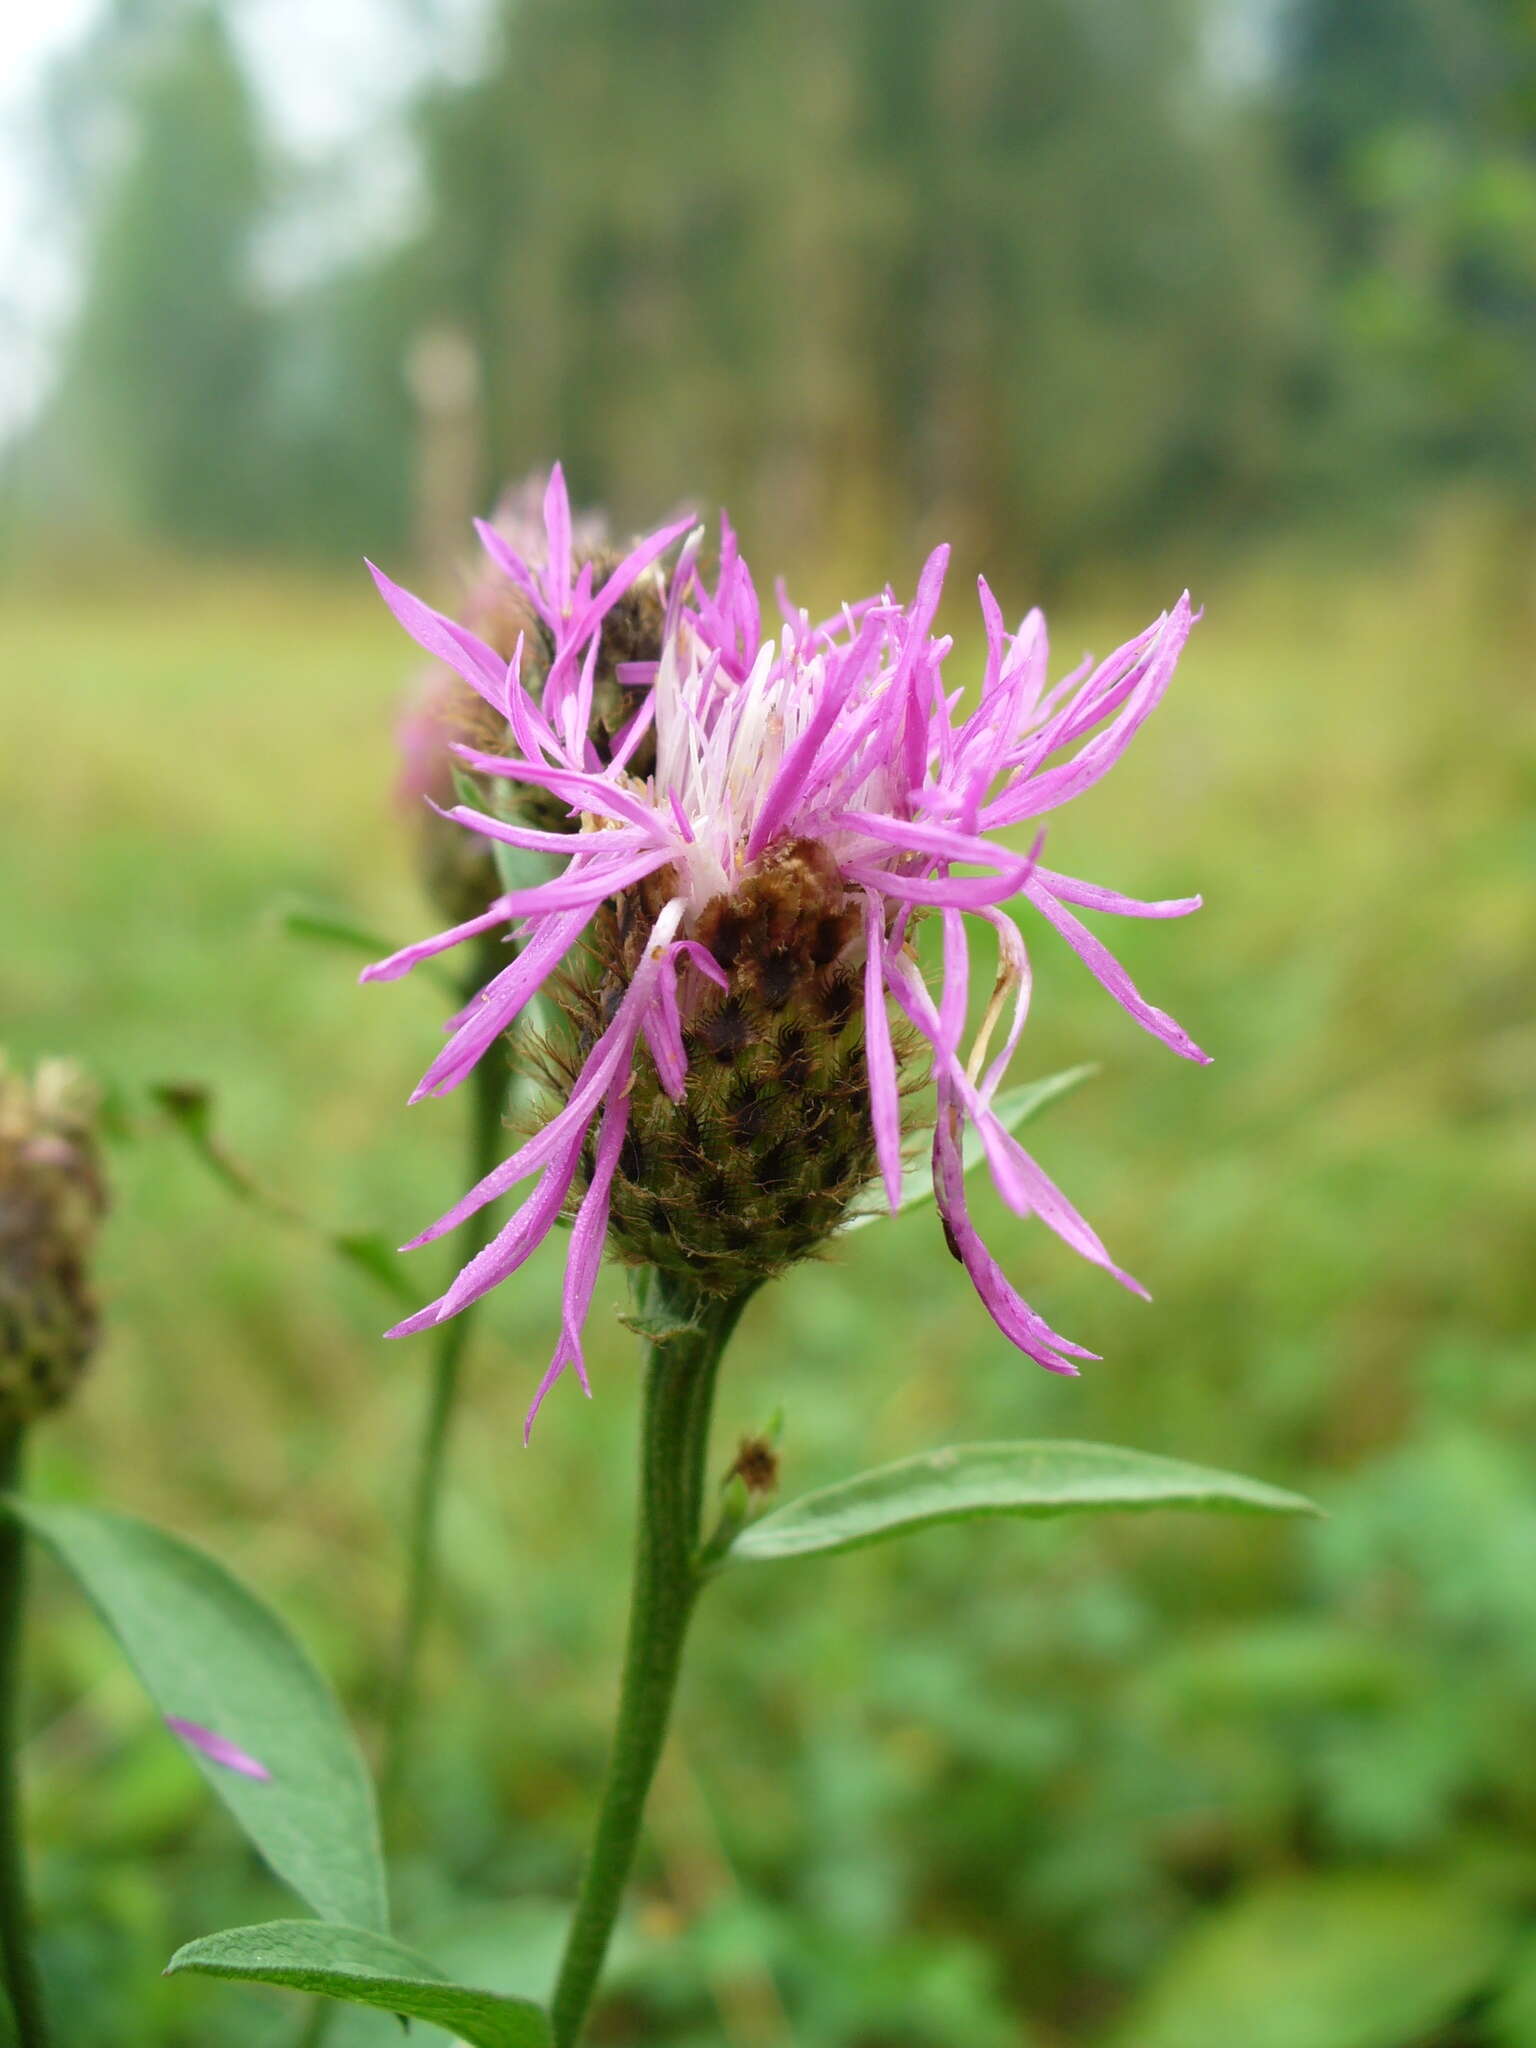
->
<box><xmin>0</xmin><ymin>1057</ymin><xmax>107</xmax><ymax>1425</ymax></box>
<box><xmin>726</xmin><ymin>1434</ymin><xmax>780</xmax><ymax>1496</ymax></box>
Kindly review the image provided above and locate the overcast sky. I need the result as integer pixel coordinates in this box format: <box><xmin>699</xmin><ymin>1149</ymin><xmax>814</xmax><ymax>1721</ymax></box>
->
<box><xmin>1</xmin><ymin>2</ymin><xmax>95</xmax><ymax>434</ymax></box>
<box><xmin>0</xmin><ymin>0</ymin><xmax>484</xmax><ymax>440</ymax></box>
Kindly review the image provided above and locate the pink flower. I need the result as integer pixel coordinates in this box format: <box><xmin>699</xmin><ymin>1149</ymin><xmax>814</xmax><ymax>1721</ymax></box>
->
<box><xmin>366</xmin><ymin>466</ymin><xmax>1206</xmax><ymax>1434</ymax></box>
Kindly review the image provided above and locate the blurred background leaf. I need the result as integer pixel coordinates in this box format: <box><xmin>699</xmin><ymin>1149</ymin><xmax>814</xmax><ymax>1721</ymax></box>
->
<box><xmin>1107</xmin><ymin>1872</ymin><xmax>1514</xmax><ymax>2048</ymax></box>
<box><xmin>12</xmin><ymin>1501</ymin><xmax>387</xmax><ymax>1932</ymax></box>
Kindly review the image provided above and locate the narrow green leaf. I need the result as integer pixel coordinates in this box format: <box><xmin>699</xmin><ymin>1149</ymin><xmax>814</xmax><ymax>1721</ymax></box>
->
<box><xmin>166</xmin><ymin>1922</ymin><xmax>553</xmax><ymax>2048</ymax></box>
<box><xmin>276</xmin><ymin>904</ymin><xmax>405</xmax><ymax>965</ymax></box>
<box><xmin>9</xmin><ymin>1501</ymin><xmax>387</xmax><ymax>1932</ymax></box>
<box><xmin>274</xmin><ymin>900</ymin><xmax>459</xmax><ymax>996</ymax></box>
<box><xmin>330</xmin><ymin>1230</ymin><xmax>417</xmax><ymax>1307</ymax></box>
<box><xmin>152</xmin><ymin>1082</ymin><xmax>259</xmax><ymax>1208</ymax></box>
<box><xmin>840</xmin><ymin>1067</ymin><xmax>1096</xmax><ymax>1231</ymax></box>
<box><xmin>724</xmin><ymin>1440</ymin><xmax>1318</xmax><ymax>1565</ymax></box>
<box><xmin>449</xmin><ymin>764</ymin><xmax>559</xmax><ymax>899</ymax></box>
<box><xmin>1108</xmin><ymin>1874</ymin><xmax>1510</xmax><ymax>2048</ymax></box>
<box><xmin>489</xmin><ymin>838</ymin><xmax>557</xmax><ymax>897</ymax></box>
<box><xmin>153</xmin><ymin>1083</ymin><xmax>413</xmax><ymax>1305</ymax></box>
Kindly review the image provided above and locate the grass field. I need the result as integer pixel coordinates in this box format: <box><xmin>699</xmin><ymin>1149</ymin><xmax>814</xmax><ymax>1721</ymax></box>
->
<box><xmin>4</xmin><ymin>514</ymin><xmax>1533</xmax><ymax>2044</ymax></box>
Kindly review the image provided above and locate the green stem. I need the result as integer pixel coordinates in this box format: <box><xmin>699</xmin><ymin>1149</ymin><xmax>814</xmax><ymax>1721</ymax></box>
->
<box><xmin>295</xmin><ymin>947</ymin><xmax>510</xmax><ymax>2048</ymax></box>
<box><xmin>0</xmin><ymin>1426</ymin><xmax>50</xmax><ymax>2046</ymax></box>
<box><xmin>379</xmin><ymin>937</ymin><xmax>509</xmax><ymax>1819</ymax></box>
<box><xmin>549</xmin><ymin>1288</ymin><xmax>747</xmax><ymax>2048</ymax></box>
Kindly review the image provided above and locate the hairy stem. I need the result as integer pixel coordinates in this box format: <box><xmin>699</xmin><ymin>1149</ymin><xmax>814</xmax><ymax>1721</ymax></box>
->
<box><xmin>0</xmin><ymin>1426</ymin><xmax>50</xmax><ymax>2046</ymax></box>
<box><xmin>549</xmin><ymin>1287</ymin><xmax>747</xmax><ymax>2048</ymax></box>
<box><xmin>379</xmin><ymin>936</ymin><xmax>509</xmax><ymax>1818</ymax></box>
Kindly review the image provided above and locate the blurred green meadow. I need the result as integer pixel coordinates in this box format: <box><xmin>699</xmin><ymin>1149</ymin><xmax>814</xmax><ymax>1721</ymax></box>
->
<box><xmin>5</xmin><ymin>502</ymin><xmax>1534</xmax><ymax>2045</ymax></box>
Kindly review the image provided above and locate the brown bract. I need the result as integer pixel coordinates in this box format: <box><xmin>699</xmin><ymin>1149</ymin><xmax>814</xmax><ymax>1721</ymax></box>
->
<box><xmin>727</xmin><ymin>1435</ymin><xmax>780</xmax><ymax>1495</ymax></box>
<box><xmin>532</xmin><ymin>845</ymin><xmax>918</xmax><ymax>1298</ymax></box>
<box><xmin>0</xmin><ymin>1060</ymin><xmax>107</xmax><ymax>1425</ymax></box>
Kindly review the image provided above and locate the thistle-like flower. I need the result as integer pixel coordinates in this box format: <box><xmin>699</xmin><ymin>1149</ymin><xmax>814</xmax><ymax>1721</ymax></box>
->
<box><xmin>0</xmin><ymin>1055</ymin><xmax>107</xmax><ymax>1424</ymax></box>
<box><xmin>367</xmin><ymin>467</ymin><xmax>1206</xmax><ymax>1434</ymax></box>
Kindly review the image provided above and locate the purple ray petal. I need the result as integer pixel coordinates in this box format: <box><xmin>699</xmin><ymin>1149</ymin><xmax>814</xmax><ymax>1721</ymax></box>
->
<box><xmin>360</xmin><ymin>898</ymin><xmax>515</xmax><ymax>985</ymax></box>
<box><xmin>862</xmin><ymin>892</ymin><xmax>903</xmax><ymax>1210</ymax></box>
<box><xmin>433</xmin><ymin>803</ymin><xmax>658</xmax><ymax>859</ymax></box>
<box><xmin>409</xmin><ymin>903</ymin><xmax>600</xmax><ymax>1102</ymax></box>
<box><xmin>1024</xmin><ymin>878</ymin><xmax>1211</xmax><ymax>1064</ymax></box>
<box><xmin>844</xmin><ymin>861</ymin><xmax>1032</xmax><ymax>909</ymax></box>
<box><xmin>367</xmin><ymin>562</ymin><xmax>507</xmax><ymax>707</ymax></box>
<box><xmin>932</xmin><ymin>1100</ymin><xmax>1093</xmax><ymax>1376</ymax></box>
<box><xmin>568</xmin><ymin>515</ymin><xmax>695</xmax><ymax>647</ymax></box>
<box><xmin>1032</xmin><ymin>865</ymin><xmax>1202</xmax><ymax>919</ymax></box>
<box><xmin>166</xmin><ymin>1716</ymin><xmax>271</xmax><ymax>1782</ymax></box>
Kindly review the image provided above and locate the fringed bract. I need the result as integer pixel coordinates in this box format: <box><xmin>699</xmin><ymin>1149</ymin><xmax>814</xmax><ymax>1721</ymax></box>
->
<box><xmin>537</xmin><ymin>846</ymin><xmax>909</xmax><ymax>1297</ymax></box>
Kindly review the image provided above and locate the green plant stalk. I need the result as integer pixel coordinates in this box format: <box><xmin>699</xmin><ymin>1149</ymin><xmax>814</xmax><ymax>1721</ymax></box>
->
<box><xmin>379</xmin><ymin>935</ymin><xmax>510</xmax><ymax>1817</ymax></box>
<box><xmin>296</xmin><ymin>944</ymin><xmax>510</xmax><ymax>2048</ymax></box>
<box><xmin>549</xmin><ymin>1287</ymin><xmax>748</xmax><ymax>2048</ymax></box>
<box><xmin>0</xmin><ymin>1426</ymin><xmax>50</xmax><ymax>2046</ymax></box>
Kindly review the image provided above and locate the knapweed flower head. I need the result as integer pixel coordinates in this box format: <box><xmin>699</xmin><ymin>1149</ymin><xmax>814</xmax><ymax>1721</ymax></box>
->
<box><xmin>0</xmin><ymin>1053</ymin><xmax>107</xmax><ymax>1423</ymax></box>
<box><xmin>367</xmin><ymin>466</ymin><xmax>1207</xmax><ymax>1436</ymax></box>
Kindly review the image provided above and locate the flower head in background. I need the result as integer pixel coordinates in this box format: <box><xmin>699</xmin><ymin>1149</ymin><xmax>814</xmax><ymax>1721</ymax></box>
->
<box><xmin>395</xmin><ymin>473</ymin><xmax>687</xmax><ymax>920</ymax></box>
<box><xmin>0</xmin><ymin>1054</ymin><xmax>107</xmax><ymax>1424</ymax></box>
<box><xmin>367</xmin><ymin>466</ymin><xmax>1206</xmax><ymax>1434</ymax></box>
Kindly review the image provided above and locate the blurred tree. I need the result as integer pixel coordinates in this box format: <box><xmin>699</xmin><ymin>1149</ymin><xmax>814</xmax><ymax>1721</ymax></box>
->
<box><xmin>257</xmin><ymin>250</ymin><xmax>421</xmax><ymax>563</ymax></box>
<box><xmin>845</xmin><ymin>0</ymin><xmax>1309</xmax><ymax>579</ymax></box>
<box><xmin>412</xmin><ymin>0</ymin><xmax>1307</xmax><ymax>582</ymax></box>
<box><xmin>1278</xmin><ymin>0</ymin><xmax>1536</xmax><ymax>502</ymax></box>
<box><xmin>27</xmin><ymin>0</ymin><xmax>1534</xmax><ymax>575</ymax></box>
<box><xmin>34</xmin><ymin>1</ymin><xmax>273</xmax><ymax>549</ymax></box>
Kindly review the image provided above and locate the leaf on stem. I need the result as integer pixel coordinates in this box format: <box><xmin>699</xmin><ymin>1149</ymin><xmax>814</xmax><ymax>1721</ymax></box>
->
<box><xmin>329</xmin><ymin>1231</ymin><xmax>418</xmax><ymax>1307</ymax></box>
<box><xmin>275</xmin><ymin>902</ymin><xmax>424</xmax><ymax>974</ymax></box>
<box><xmin>721</xmin><ymin>1440</ymin><xmax>1319</xmax><ymax>1565</ymax></box>
<box><xmin>166</xmin><ymin>1922</ymin><xmax>553</xmax><ymax>2047</ymax></box>
<box><xmin>617</xmin><ymin>1267</ymin><xmax>707</xmax><ymax>1345</ymax></box>
<box><xmin>152</xmin><ymin>1082</ymin><xmax>415</xmax><ymax>1305</ymax></box>
<box><xmin>8</xmin><ymin>1501</ymin><xmax>388</xmax><ymax>1932</ymax></box>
